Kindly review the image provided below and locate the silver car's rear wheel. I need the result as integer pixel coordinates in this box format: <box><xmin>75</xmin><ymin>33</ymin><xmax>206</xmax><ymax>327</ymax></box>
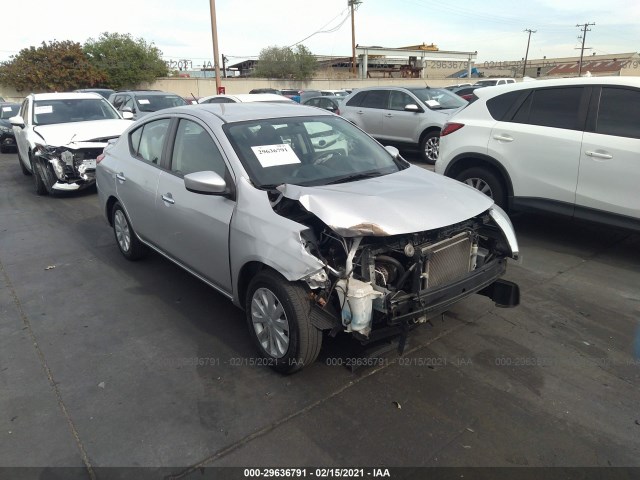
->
<box><xmin>114</xmin><ymin>210</ymin><xmax>131</xmax><ymax>253</ymax></box>
<box><xmin>420</xmin><ymin>131</ymin><xmax>440</xmax><ymax>164</ymax></box>
<box><xmin>251</xmin><ymin>287</ymin><xmax>290</xmax><ymax>358</ymax></box>
<box><xmin>111</xmin><ymin>202</ymin><xmax>147</xmax><ymax>260</ymax></box>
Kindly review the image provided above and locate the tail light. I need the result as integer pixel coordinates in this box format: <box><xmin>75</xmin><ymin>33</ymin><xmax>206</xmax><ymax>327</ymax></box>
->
<box><xmin>335</xmin><ymin>108</ymin><xmax>340</xmax><ymax>115</ymax></box>
<box><xmin>440</xmin><ymin>122</ymin><xmax>464</xmax><ymax>137</ymax></box>
<box><xmin>96</xmin><ymin>153</ymin><xmax>106</xmax><ymax>164</ymax></box>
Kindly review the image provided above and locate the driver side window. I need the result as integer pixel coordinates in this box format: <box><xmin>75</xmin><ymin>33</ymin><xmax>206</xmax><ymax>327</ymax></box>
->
<box><xmin>170</xmin><ymin>120</ymin><xmax>227</xmax><ymax>177</ymax></box>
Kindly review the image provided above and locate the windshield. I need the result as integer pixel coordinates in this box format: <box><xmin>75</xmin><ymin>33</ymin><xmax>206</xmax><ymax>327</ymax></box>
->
<box><xmin>224</xmin><ymin>116</ymin><xmax>408</xmax><ymax>188</ymax></box>
<box><xmin>33</xmin><ymin>98</ymin><xmax>121</xmax><ymax>125</ymax></box>
<box><xmin>408</xmin><ymin>88</ymin><xmax>467</xmax><ymax>110</ymax></box>
<box><xmin>136</xmin><ymin>95</ymin><xmax>187</xmax><ymax>112</ymax></box>
<box><xmin>1</xmin><ymin>104</ymin><xmax>19</xmax><ymax>119</ymax></box>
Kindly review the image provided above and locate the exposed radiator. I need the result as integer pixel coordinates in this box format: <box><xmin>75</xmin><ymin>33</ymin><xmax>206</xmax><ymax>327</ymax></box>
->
<box><xmin>421</xmin><ymin>232</ymin><xmax>473</xmax><ymax>289</ymax></box>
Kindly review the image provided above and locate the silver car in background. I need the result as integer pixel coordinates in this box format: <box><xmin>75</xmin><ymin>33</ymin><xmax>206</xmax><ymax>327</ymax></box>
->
<box><xmin>97</xmin><ymin>103</ymin><xmax>519</xmax><ymax>373</ymax></box>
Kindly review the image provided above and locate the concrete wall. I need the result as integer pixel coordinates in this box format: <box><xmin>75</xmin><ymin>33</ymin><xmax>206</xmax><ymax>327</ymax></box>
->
<box><xmin>143</xmin><ymin>77</ymin><xmax>461</xmax><ymax>98</ymax></box>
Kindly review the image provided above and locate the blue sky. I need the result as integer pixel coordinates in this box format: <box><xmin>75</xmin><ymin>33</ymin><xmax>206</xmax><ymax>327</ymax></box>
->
<box><xmin>2</xmin><ymin>0</ymin><xmax>639</xmax><ymax>66</ymax></box>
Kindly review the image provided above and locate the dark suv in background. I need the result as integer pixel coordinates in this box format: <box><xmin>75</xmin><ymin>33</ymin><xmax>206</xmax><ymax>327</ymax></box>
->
<box><xmin>108</xmin><ymin>90</ymin><xmax>188</xmax><ymax>120</ymax></box>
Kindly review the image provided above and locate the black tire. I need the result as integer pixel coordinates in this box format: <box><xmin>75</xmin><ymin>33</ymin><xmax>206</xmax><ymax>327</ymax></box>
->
<box><xmin>455</xmin><ymin>166</ymin><xmax>506</xmax><ymax>209</ymax></box>
<box><xmin>111</xmin><ymin>202</ymin><xmax>147</xmax><ymax>260</ymax></box>
<box><xmin>18</xmin><ymin>149</ymin><xmax>32</xmax><ymax>175</ymax></box>
<box><xmin>245</xmin><ymin>270</ymin><xmax>322</xmax><ymax>374</ymax></box>
<box><xmin>30</xmin><ymin>153</ymin><xmax>49</xmax><ymax>196</ymax></box>
<box><xmin>420</xmin><ymin>131</ymin><xmax>440</xmax><ymax>164</ymax></box>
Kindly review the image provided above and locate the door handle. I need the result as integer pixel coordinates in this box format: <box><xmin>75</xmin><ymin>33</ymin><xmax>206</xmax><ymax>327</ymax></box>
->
<box><xmin>116</xmin><ymin>173</ymin><xmax>126</xmax><ymax>182</ymax></box>
<box><xmin>161</xmin><ymin>194</ymin><xmax>175</xmax><ymax>205</ymax></box>
<box><xmin>384</xmin><ymin>113</ymin><xmax>393</xmax><ymax>117</ymax></box>
<box><xmin>356</xmin><ymin>110</ymin><xmax>364</xmax><ymax>114</ymax></box>
<box><xmin>585</xmin><ymin>151</ymin><xmax>612</xmax><ymax>160</ymax></box>
<box><xmin>492</xmin><ymin>134</ymin><xmax>514</xmax><ymax>142</ymax></box>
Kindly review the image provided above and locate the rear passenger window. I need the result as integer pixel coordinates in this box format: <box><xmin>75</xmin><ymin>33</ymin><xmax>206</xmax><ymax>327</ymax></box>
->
<box><xmin>511</xmin><ymin>87</ymin><xmax>583</xmax><ymax>130</ymax></box>
<box><xmin>596</xmin><ymin>88</ymin><xmax>640</xmax><ymax>139</ymax></box>
<box><xmin>360</xmin><ymin>90</ymin><xmax>389</xmax><ymax>109</ymax></box>
<box><xmin>170</xmin><ymin>120</ymin><xmax>227</xmax><ymax>177</ymax></box>
<box><xmin>346</xmin><ymin>91</ymin><xmax>367</xmax><ymax>107</ymax></box>
<box><xmin>129</xmin><ymin>118</ymin><xmax>171</xmax><ymax>165</ymax></box>
<box><xmin>486</xmin><ymin>91</ymin><xmax>526</xmax><ymax>120</ymax></box>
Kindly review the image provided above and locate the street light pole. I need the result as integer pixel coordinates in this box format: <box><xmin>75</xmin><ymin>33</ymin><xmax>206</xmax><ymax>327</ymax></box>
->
<box><xmin>209</xmin><ymin>0</ymin><xmax>222</xmax><ymax>91</ymax></box>
<box><xmin>522</xmin><ymin>29</ymin><xmax>536</xmax><ymax>78</ymax></box>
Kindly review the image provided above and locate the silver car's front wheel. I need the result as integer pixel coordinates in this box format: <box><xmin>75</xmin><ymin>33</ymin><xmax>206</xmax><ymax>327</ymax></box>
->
<box><xmin>251</xmin><ymin>287</ymin><xmax>290</xmax><ymax>358</ymax></box>
<box><xmin>245</xmin><ymin>270</ymin><xmax>322</xmax><ymax>374</ymax></box>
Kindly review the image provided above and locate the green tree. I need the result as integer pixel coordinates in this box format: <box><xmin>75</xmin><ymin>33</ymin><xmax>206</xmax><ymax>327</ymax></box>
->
<box><xmin>83</xmin><ymin>32</ymin><xmax>168</xmax><ymax>89</ymax></box>
<box><xmin>0</xmin><ymin>40</ymin><xmax>106</xmax><ymax>92</ymax></box>
<box><xmin>254</xmin><ymin>45</ymin><xmax>317</xmax><ymax>80</ymax></box>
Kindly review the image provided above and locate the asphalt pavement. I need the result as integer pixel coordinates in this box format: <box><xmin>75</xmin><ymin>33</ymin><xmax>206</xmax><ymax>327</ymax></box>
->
<box><xmin>1</xmin><ymin>151</ymin><xmax>639</xmax><ymax>477</ymax></box>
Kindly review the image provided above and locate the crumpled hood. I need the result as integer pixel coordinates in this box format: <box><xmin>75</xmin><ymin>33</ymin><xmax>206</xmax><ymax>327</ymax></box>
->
<box><xmin>33</xmin><ymin>119</ymin><xmax>131</xmax><ymax>147</ymax></box>
<box><xmin>278</xmin><ymin>165</ymin><xmax>494</xmax><ymax>237</ymax></box>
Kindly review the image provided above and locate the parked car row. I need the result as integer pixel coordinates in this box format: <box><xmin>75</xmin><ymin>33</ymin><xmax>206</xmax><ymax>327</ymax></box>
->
<box><xmin>2</xmin><ymin>91</ymin><xmax>521</xmax><ymax>373</ymax></box>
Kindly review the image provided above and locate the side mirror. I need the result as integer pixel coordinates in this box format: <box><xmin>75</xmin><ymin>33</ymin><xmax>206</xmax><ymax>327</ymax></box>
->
<box><xmin>184</xmin><ymin>171</ymin><xmax>227</xmax><ymax>195</ymax></box>
<box><xmin>384</xmin><ymin>145</ymin><xmax>400</xmax><ymax>159</ymax></box>
<box><xmin>404</xmin><ymin>104</ymin><xmax>422</xmax><ymax>113</ymax></box>
<box><xmin>9</xmin><ymin>115</ymin><xmax>25</xmax><ymax>128</ymax></box>
<box><xmin>121</xmin><ymin>111</ymin><xmax>134</xmax><ymax>120</ymax></box>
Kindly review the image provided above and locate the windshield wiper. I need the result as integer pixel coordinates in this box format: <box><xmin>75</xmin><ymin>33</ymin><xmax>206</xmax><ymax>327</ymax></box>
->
<box><xmin>324</xmin><ymin>171</ymin><xmax>385</xmax><ymax>185</ymax></box>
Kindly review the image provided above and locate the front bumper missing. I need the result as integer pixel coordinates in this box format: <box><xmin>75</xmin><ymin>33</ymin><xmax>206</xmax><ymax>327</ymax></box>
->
<box><xmin>385</xmin><ymin>258</ymin><xmax>518</xmax><ymax>325</ymax></box>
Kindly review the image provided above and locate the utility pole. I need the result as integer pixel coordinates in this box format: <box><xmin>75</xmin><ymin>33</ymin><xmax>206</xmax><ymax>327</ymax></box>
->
<box><xmin>348</xmin><ymin>0</ymin><xmax>362</xmax><ymax>77</ymax></box>
<box><xmin>522</xmin><ymin>29</ymin><xmax>536</xmax><ymax>78</ymax></box>
<box><xmin>576</xmin><ymin>22</ymin><xmax>595</xmax><ymax>77</ymax></box>
<box><xmin>209</xmin><ymin>0</ymin><xmax>222</xmax><ymax>92</ymax></box>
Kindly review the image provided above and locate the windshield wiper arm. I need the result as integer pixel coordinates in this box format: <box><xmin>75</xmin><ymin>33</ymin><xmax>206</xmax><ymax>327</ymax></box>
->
<box><xmin>325</xmin><ymin>171</ymin><xmax>384</xmax><ymax>185</ymax></box>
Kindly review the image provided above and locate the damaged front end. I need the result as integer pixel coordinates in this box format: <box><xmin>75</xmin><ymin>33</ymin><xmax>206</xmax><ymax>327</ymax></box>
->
<box><xmin>272</xmin><ymin>188</ymin><xmax>520</xmax><ymax>348</ymax></box>
<box><xmin>33</xmin><ymin>142</ymin><xmax>106</xmax><ymax>191</ymax></box>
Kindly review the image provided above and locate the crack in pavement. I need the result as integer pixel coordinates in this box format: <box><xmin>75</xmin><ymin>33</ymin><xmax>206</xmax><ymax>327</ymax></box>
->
<box><xmin>0</xmin><ymin>256</ymin><xmax>95</xmax><ymax>479</ymax></box>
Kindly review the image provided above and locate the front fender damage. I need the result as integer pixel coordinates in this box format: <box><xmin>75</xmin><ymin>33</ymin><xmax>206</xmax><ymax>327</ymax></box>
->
<box><xmin>33</xmin><ymin>141</ymin><xmax>106</xmax><ymax>191</ymax></box>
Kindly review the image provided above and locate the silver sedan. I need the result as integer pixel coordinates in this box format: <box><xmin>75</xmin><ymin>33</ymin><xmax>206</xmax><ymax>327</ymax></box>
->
<box><xmin>97</xmin><ymin>103</ymin><xmax>520</xmax><ymax>373</ymax></box>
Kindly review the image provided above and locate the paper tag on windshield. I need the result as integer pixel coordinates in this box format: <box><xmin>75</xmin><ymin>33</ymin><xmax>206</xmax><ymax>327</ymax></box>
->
<box><xmin>2</xmin><ymin>107</ymin><xmax>12</xmax><ymax>112</ymax></box>
<box><xmin>35</xmin><ymin>106</ymin><xmax>53</xmax><ymax>114</ymax></box>
<box><xmin>137</xmin><ymin>99</ymin><xmax>150</xmax><ymax>104</ymax></box>
<box><xmin>251</xmin><ymin>144</ymin><xmax>301</xmax><ymax>168</ymax></box>
<box><xmin>425</xmin><ymin>100</ymin><xmax>440</xmax><ymax>108</ymax></box>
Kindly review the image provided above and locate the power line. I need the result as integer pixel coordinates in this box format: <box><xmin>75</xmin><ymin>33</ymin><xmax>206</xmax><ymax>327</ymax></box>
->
<box><xmin>287</xmin><ymin>8</ymin><xmax>351</xmax><ymax>48</ymax></box>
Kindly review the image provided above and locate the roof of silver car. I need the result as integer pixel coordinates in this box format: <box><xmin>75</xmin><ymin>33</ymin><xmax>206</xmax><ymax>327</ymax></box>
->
<box><xmin>163</xmin><ymin>102</ymin><xmax>333</xmax><ymax>123</ymax></box>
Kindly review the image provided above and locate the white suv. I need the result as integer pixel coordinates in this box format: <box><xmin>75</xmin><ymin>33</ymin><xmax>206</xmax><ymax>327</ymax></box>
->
<box><xmin>436</xmin><ymin>77</ymin><xmax>640</xmax><ymax>231</ymax></box>
<box><xmin>341</xmin><ymin>86</ymin><xmax>467</xmax><ymax>163</ymax></box>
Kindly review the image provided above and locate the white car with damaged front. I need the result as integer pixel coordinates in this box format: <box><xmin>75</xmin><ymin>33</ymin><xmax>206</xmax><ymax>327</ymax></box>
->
<box><xmin>96</xmin><ymin>103</ymin><xmax>520</xmax><ymax>373</ymax></box>
<box><xmin>10</xmin><ymin>92</ymin><xmax>132</xmax><ymax>195</ymax></box>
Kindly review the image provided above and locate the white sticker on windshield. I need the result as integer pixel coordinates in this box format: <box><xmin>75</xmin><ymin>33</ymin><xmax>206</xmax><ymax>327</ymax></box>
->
<box><xmin>251</xmin><ymin>144</ymin><xmax>301</xmax><ymax>168</ymax></box>
<box><xmin>2</xmin><ymin>107</ymin><xmax>13</xmax><ymax>112</ymax></box>
<box><xmin>425</xmin><ymin>100</ymin><xmax>440</xmax><ymax>108</ymax></box>
<box><xmin>35</xmin><ymin>105</ymin><xmax>53</xmax><ymax>114</ymax></box>
<box><xmin>137</xmin><ymin>99</ymin><xmax>150</xmax><ymax>104</ymax></box>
